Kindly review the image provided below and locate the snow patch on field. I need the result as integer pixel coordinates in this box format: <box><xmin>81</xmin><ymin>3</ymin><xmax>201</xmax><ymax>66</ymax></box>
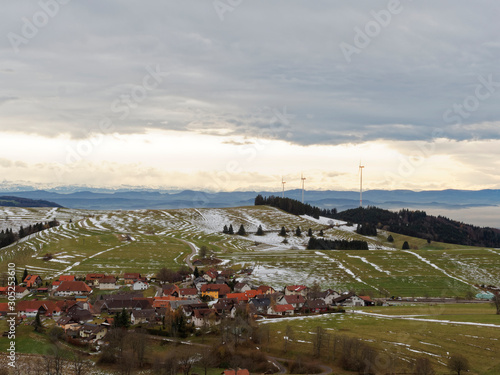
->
<box><xmin>403</xmin><ymin>250</ymin><xmax>475</xmax><ymax>288</ymax></box>
<box><xmin>315</xmin><ymin>251</ymin><xmax>365</xmax><ymax>284</ymax></box>
<box><xmin>353</xmin><ymin>310</ymin><xmax>500</xmax><ymax>328</ymax></box>
<box><xmin>347</xmin><ymin>254</ymin><xmax>391</xmax><ymax>275</ymax></box>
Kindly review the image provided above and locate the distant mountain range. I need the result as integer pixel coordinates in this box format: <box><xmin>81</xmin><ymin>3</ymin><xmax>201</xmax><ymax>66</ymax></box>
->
<box><xmin>1</xmin><ymin>188</ymin><xmax>498</xmax><ymax>211</ymax></box>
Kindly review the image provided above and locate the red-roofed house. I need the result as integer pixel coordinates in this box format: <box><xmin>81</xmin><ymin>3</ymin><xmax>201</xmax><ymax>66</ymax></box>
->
<box><xmin>54</xmin><ymin>281</ymin><xmax>92</xmax><ymax>297</ymax></box>
<box><xmin>359</xmin><ymin>295</ymin><xmax>375</xmax><ymax>306</ymax></box>
<box><xmin>124</xmin><ymin>273</ymin><xmax>142</xmax><ymax>284</ymax></box>
<box><xmin>179</xmin><ymin>288</ymin><xmax>198</xmax><ymax>299</ymax></box>
<box><xmin>85</xmin><ymin>273</ymin><xmax>105</xmax><ymax>287</ymax></box>
<box><xmin>284</xmin><ymin>285</ymin><xmax>309</xmax><ymax>297</ymax></box>
<box><xmin>162</xmin><ymin>284</ymin><xmax>180</xmax><ymax>297</ymax></box>
<box><xmin>0</xmin><ymin>303</ymin><xmax>9</xmax><ymax>316</ymax></box>
<box><xmin>152</xmin><ymin>296</ymin><xmax>182</xmax><ymax>309</ymax></box>
<box><xmin>203</xmin><ymin>269</ymin><xmax>218</xmax><ymax>282</ymax></box>
<box><xmin>59</xmin><ymin>275</ymin><xmax>75</xmax><ymax>282</ymax></box>
<box><xmin>278</xmin><ymin>295</ymin><xmax>305</xmax><ymax>310</ymax></box>
<box><xmin>0</xmin><ymin>285</ymin><xmax>29</xmax><ymax>299</ymax></box>
<box><xmin>244</xmin><ymin>290</ymin><xmax>260</xmax><ymax>299</ymax></box>
<box><xmin>226</xmin><ymin>293</ymin><xmax>248</xmax><ymax>303</ymax></box>
<box><xmin>268</xmin><ymin>304</ymin><xmax>294</xmax><ymax>316</ymax></box>
<box><xmin>97</xmin><ymin>276</ymin><xmax>116</xmax><ymax>290</ymax></box>
<box><xmin>17</xmin><ymin>300</ymin><xmax>61</xmax><ymax>317</ymax></box>
<box><xmin>24</xmin><ymin>275</ymin><xmax>42</xmax><ymax>288</ymax></box>
<box><xmin>303</xmin><ymin>299</ymin><xmax>328</xmax><ymax>313</ymax></box>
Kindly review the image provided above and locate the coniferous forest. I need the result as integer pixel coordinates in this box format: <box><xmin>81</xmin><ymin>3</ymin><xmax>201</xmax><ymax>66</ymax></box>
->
<box><xmin>255</xmin><ymin>195</ymin><xmax>500</xmax><ymax>248</ymax></box>
<box><xmin>254</xmin><ymin>195</ymin><xmax>337</xmax><ymax>218</ymax></box>
<box><xmin>334</xmin><ymin>207</ymin><xmax>500</xmax><ymax>248</ymax></box>
<box><xmin>307</xmin><ymin>237</ymin><xmax>369</xmax><ymax>250</ymax></box>
<box><xmin>0</xmin><ymin>219</ymin><xmax>60</xmax><ymax>248</ymax></box>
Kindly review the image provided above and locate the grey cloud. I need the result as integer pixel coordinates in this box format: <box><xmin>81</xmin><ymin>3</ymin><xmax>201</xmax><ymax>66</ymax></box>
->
<box><xmin>1</xmin><ymin>1</ymin><xmax>500</xmax><ymax>145</ymax></box>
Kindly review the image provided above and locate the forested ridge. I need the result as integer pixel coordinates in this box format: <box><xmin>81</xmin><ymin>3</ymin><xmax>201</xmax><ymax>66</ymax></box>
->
<box><xmin>254</xmin><ymin>194</ymin><xmax>337</xmax><ymax>218</ymax></box>
<box><xmin>255</xmin><ymin>195</ymin><xmax>500</xmax><ymax>247</ymax></box>
<box><xmin>0</xmin><ymin>196</ymin><xmax>62</xmax><ymax>208</ymax></box>
<box><xmin>334</xmin><ymin>206</ymin><xmax>500</xmax><ymax>248</ymax></box>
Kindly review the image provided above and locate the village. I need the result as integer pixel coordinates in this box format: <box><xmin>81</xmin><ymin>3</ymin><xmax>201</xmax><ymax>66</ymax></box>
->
<box><xmin>0</xmin><ymin>264</ymin><xmax>380</xmax><ymax>348</ymax></box>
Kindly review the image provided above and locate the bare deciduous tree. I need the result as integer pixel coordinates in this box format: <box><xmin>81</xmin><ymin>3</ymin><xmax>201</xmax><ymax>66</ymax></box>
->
<box><xmin>492</xmin><ymin>293</ymin><xmax>500</xmax><ymax>315</ymax></box>
<box><xmin>312</xmin><ymin>326</ymin><xmax>326</xmax><ymax>358</ymax></box>
<box><xmin>448</xmin><ymin>353</ymin><xmax>470</xmax><ymax>375</ymax></box>
<box><xmin>72</xmin><ymin>353</ymin><xmax>89</xmax><ymax>375</ymax></box>
<box><xmin>283</xmin><ymin>325</ymin><xmax>294</xmax><ymax>354</ymax></box>
<box><xmin>130</xmin><ymin>329</ymin><xmax>148</xmax><ymax>368</ymax></box>
<box><xmin>198</xmin><ymin>347</ymin><xmax>217</xmax><ymax>375</ymax></box>
<box><xmin>415</xmin><ymin>357</ymin><xmax>435</xmax><ymax>375</ymax></box>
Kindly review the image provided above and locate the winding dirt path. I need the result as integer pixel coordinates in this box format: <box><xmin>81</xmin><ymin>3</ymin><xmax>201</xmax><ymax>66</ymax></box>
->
<box><xmin>177</xmin><ymin>238</ymin><xmax>198</xmax><ymax>271</ymax></box>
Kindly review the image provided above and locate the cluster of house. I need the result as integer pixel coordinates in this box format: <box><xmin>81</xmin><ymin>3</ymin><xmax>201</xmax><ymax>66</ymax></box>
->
<box><xmin>0</xmin><ymin>272</ymin><xmax>149</xmax><ymax>298</ymax></box>
<box><xmin>0</xmin><ymin>268</ymin><xmax>375</xmax><ymax>344</ymax></box>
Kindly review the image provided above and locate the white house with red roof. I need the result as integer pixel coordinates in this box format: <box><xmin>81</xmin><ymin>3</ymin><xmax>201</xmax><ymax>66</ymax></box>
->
<box><xmin>99</xmin><ymin>276</ymin><xmax>117</xmax><ymax>290</ymax></box>
<box><xmin>277</xmin><ymin>294</ymin><xmax>305</xmax><ymax>310</ymax></box>
<box><xmin>0</xmin><ymin>285</ymin><xmax>29</xmax><ymax>299</ymax></box>
<box><xmin>54</xmin><ymin>281</ymin><xmax>92</xmax><ymax>297</ymax></box>
<box><xmin>268</xmin><ymin>304</ymin><xmax>294</xmax><ymax>315</ymax></box>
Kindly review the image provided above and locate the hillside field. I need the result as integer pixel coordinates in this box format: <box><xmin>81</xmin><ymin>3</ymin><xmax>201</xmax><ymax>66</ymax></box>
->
<box><xmin>1</xmin><ymin>205</ymin><xmax>499</xmax><ymax>298</ymax></box>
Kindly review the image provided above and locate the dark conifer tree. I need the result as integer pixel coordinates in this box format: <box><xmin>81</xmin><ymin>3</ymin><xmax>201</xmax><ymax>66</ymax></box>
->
<box><xmin>237</xmin><ymin>224</ymin><xmax>246</xmax><ymax>236</ymax></box>
<box><xmin>33</xmin><ymin>311</ymin><xmax>43</xmax><ymax>332</ymax></box>
<box><xmin>228</xmin><ymin>224</ymin><xmax>234</xmax><ymax>235</ymax></box>
<box><xmin>256</xmin><ymin>225</ymin><xmax>264</xmax><ymax>236</ymax></box>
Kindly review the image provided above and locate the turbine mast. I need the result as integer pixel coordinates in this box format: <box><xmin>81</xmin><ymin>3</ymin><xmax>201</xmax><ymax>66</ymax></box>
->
<box><xmin>282</xmin><ymin>177</ymin><xmax>286</xmax><ymax>198</ymax></box>
<box><xmin>359</xmin><ymin>164</ymin><xmax>365</xmax><ymax>207</ymax></box>
<box><xmin>301</xmin><ymin>173</ymin><xmax>306</xmax><ymax>203</ymax></box>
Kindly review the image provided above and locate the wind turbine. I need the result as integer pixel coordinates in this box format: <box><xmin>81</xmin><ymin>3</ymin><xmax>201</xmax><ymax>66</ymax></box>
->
<box><xmin>301</xmin><ymin>173</ymin><xmax>306</xmax><ymax>203</ymax></box>
<box><xmin>281</xmin><ymin>177</ymin><xmax>286</xmax><ymax>198</ymax></box>
<box><xmin>358</xmin><ymin>163</ymin><xmax>365</xmax><ymax>207</ymax></box>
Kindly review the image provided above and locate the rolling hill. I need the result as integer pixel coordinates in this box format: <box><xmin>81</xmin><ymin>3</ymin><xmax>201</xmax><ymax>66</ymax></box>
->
<box><xmin>1</xmin><ymin>205</ymin><xmax>498</xmax><ymax>298</ymax></box>
<box><xmin>0</xmin><ymin>196</ymin><xmax>62</xmax><ymax>208</ymax></box>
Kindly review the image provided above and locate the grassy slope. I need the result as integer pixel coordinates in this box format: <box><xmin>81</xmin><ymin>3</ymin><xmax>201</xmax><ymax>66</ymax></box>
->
<box><xmin>0</xmin><ymin>205</ymin><xmax>498</xmax><ymax>298</ymax></box>
<box><xmin>1</xmin><ymin>205</ymin><xmax>499</xmax><ymax>373</ymax></box>
<box><xmin>261</xmin><ymin>307</ymin><xmax>500</xmax><ymax>374</ymax></box>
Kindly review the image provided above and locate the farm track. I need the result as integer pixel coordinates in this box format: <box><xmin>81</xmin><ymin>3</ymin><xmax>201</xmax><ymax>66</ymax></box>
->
<box><xmin>178</xmin><ymin>238</ymin><xmax>198</xmax><ymax>271</ymax></box>
<box><xmin>351</xmin><ymin>310</ymin><xmax>500</xmax><ymax>328</ymax></box>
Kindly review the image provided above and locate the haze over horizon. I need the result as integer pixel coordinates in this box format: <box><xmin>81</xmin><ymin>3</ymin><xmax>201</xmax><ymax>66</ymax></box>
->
<box><xmin>1</xmin><ymin>1</ymin><xmax>500</xmax><ymax>192</ymax></box>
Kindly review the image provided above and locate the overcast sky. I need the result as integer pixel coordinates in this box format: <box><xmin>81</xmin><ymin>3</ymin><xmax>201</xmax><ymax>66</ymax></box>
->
<box><xmin>1</xmin><ymin>1</ymin><xmax>499</xmax><ymax>192</ymax></box>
